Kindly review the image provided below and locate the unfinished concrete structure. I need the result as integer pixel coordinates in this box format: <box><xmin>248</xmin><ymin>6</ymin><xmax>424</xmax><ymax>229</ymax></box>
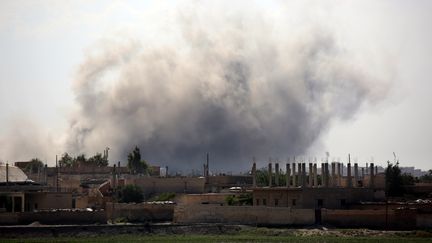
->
<box><xmin>252</xmin><ymin>161</ymin><xmax>383</xmax><ymax>209</ymax></box>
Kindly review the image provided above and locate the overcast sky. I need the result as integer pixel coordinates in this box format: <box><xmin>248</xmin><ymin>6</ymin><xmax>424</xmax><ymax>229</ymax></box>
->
<box><xmin>0</xmin><ymin>1</ymin><xmax>431</xmax><ymax>171</ymax></box>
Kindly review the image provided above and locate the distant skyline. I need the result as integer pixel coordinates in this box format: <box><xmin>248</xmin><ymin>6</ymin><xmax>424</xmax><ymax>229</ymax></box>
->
<box><xmin>0</xmin><ymin>1</ymin><xmax>431</xmax><ymax>171</ymax></box>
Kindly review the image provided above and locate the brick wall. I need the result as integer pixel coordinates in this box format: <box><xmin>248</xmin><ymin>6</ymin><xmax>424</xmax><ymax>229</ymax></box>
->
<box><xmin>105</xmin><ymin>202</ymin><xmax>174</xmax><ymax>222</ymax></box>
<box><xmin>0</xmin><ymin>211</ymin><xmax>106</xmax><ymax>225</ymax></box>
<box><xmin>321</xmin><ymin>208</ymin><xmax>419</xmax><ymax>229</ymax></box>
<box><xmin>174</xmin><ymin>204</ymin><xmax>315</xmax><ymax>225</ymax></box>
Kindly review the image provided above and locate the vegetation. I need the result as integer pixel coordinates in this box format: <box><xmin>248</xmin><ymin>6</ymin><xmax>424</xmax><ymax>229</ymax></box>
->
<box><xmin>419</xmin><ymin>170</ymin><xmax>432</xmax><ymax>183</ymax></box>
<box><xmin>385</xmin><ymin>161</ymin><xmax>406</xmax><ymax>197</ymax></box>
<box><xmin>119</xmin><ymin>184</ymin><xmax>144</xmax><ymax>203</ymax></box>
<box><xmin>225</xmin><ymin>193</ymin><xmax>253</xmax><ymax>206</ymax></box>
<box><xmin>58</xmin><ymin>151</ymin><xmax>108</xmax><ymax>167</ymax></box>
<box><xmin>401</xmin><ymin>173</ymin><xmax>416</xmax><ymax>186</ymax></box>
<box><xmin>2</xmin><ymin>232</ymin><xmax>432</xmax><ymax>243</ymax></box>
<box><xmin>86</xmin><ymin>152</ymin><xmax>109</xmax><ymax>167</ymax></box>
<box><xmin>256</xmin><ymin>166</ymin><xmax>292</xmax><ymax>186</ymax></box>
<box><xmin>151</xmin><ymin>192</ymin><xmax>176</xmax><ymax>201</ymax></box>
<box><xmin>58</xmin><ymin>153</ymin><xmax>74</xmax><ymax>167</ymax></box>
<box><xmin>24</xmin><ymin>158</ymin><xmax>44</xmax><ymax>173</ymax></box>
<box><xmin>127</xmin><ymin>146</ymin><xmax>150</xmax><ymax>174</ymax></box>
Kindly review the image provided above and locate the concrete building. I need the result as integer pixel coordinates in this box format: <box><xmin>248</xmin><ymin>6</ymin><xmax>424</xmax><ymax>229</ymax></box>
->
<box><xmin>252</xmin><ymin>162</ymin><xmax>384</xmax><ymax>209</ymax></box>
<box><xmin>253</xmin><ymin>187</ymin><xmax>375</xmax><ymax>209</ymax></box>
<box><xmin>0</xmin><ymin>164</ymin><xmax>72</xmax><ymax>212</ymax></box>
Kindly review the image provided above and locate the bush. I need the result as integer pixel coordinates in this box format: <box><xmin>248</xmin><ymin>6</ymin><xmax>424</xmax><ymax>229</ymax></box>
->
<box><xmin>119</xmin><ymin>185</ymin><xmax>144</xmax><ymax>203</ymax></box>
<box><xmin>152</xmin><ymin>192</ymin><xmax>176</xmax><ymax>201</ymax></box>
<box><xmin>225</xmin><ymin>193</ymin><xmax>253</xmax><ymax>206</ymax></box>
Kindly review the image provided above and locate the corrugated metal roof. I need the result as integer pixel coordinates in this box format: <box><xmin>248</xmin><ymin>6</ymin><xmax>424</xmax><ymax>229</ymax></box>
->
<box><xmin>0</xmin><ymin>165</ymin><xmax>28</xmax><ymax>182</ymax></box>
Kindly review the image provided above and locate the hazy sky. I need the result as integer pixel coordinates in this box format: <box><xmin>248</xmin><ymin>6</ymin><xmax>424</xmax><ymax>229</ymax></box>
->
<box><xmin>0</xmin><ymin>0</ymin><xmax>431</xmax><ymax>171</ymax></box>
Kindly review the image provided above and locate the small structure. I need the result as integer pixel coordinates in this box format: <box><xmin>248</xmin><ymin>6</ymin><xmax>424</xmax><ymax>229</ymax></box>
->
<box><xmin>0</xmin><ymin>164</ymin><xmax>72</xmax><ymax>212</ymax></box>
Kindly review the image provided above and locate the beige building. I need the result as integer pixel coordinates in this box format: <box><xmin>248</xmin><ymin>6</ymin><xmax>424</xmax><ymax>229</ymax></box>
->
<box><xmin>253</xmin><ymin>187</ymin><xmax>375</xmax><ymax>209</ymax></box>
<box><xmin>0</xmin><ymin>164</ymin><xmax>72</xmax><ymax>212</ymax></box>
<box><xmin>251</xmin><ymin>161</ymin><xmax>384</xmax><ymax>209</ymax></box>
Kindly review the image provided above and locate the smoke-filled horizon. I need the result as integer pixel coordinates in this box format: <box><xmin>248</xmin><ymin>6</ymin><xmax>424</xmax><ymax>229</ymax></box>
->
<box><xmin>63</xmin><ymin>4</ymin><xmax>390</xmax><ymax>172</ymax></box>
<box><xmin>4</xmin><ymin>1</ymin><xmax>418</xmax><ymax>172</ymax></box>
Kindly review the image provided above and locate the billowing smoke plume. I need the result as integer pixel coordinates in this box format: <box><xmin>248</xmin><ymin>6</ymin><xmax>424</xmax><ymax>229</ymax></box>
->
<box><xmin>65</xmin><ymin>3</ymin><xmax>389</xmax><ymax>171</ymax></box>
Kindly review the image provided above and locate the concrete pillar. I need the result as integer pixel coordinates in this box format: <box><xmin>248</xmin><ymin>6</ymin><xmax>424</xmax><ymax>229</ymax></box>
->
<box><xmin>112</xmin><ymin>164</ymin><xmax>117</xmax><ymax>189</ymax></box>
<box><xmin>44</xmin><ymin>164</ymin><xmax>48</xmax><ymax>185</ymax></box>
<box><xmin>347</xmin><ymin>163</ymin><xmax>352</xmax><ymax>188</ymax></box>
<box><xmin>320</xmin><ymin>163</ymin><xmax>325</xmax><ymax>187</ymax></box>
<box><xmin>330</xmin><ymin>162</ymin><xmax>335</xmax><ymax>187</ymax></box>
<box><xmin>308</xmin><ymin>163</ymin><xmax>313</xmax><ymax>187</ymax></box>
<box><xmin>286</xmin><ymin>163</ymin><xmax>291</xmax><ymax>188</ymax></box>
<box><xmin>313</xmin><ymin>163</ymin><xmax>318</xmax><ymax>187</ymax></box>
<box><xmin>370</xmin><ymin>163</ymin><xmax>375</xmax><ymax>188</ymax></box>
<box><xmin>335</xmin><ymin>162</ymin><xmax>341</xmax><ymax>187</ymax></box>
<box><xmin>292</xmin><ymin>163</ymin><xmax>297</xmax><ymax>187</ymax></box>
<box><xmin>252</xmin><ymin>162</ymin><xmax>257</xmax><ymax>187</ymax></box>
<box><xmin>324</xmin><ymin>163</ymin><xmax>329</xmax><ymax>187</ymax></box>
<box><xmin>275</xmin><ymin>163</ymin><xmax>280</xmax><ymax>186</ymax></box>
<box><xmin>297</xmin><ymin>163</ymin><xmax>302</xmax><ymax>187</ymax></box>
<box><xmin>302</xmin><ymin>163</ymin><xmax>306</xmax><ymax>187</ymax></box>
<box><xmin>354</xmin><ymin>163</ymin><xmax>359</xmax><ymax>187</ymax></box>
<box><xmin>6</xmin><ymin>163</ymin><xmax>9</xmax><ymax>184</ymax></box>
<box><xmin>268</xmin><ymin>163</ymin><xmax>272</xmax><ymax>187</ymax></box>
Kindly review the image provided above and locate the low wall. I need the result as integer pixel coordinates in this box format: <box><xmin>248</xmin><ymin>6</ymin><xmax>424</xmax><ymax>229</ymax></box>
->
<box><xmin>0</xmin><ymin>211</ymin><xmax>106</xmax><ymax>225</ymax></box>
<box><xmin>174</xmin><ymin>205</ymin><xmax>314</xmax><ymax>225</ymax></box>
<box><xmin>322</xmin><ymin>208</ymin><xmax>419</xmax><ymax>229</ymax></box>
<box><xmin>417</xmin><ymin>213</ymin><xmax>432</xmax><ymax>228</ymax></box>
<box><xmin>177</xmin><ymin>193</ymin><xmax>232</xmax><ymax>205</ymax></box>
<box><xmin>132</xmin><ymin>177</ymin><xmax>205</xmax><ymax>197</ymax></box>
<box><xmin>106</xmin><ymin>202</ymin><xmax>174</xmax><ymax>222</ymax></box>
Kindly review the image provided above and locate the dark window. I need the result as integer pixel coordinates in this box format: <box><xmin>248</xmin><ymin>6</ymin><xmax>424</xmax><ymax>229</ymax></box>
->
<box><xmin>263</xmin><ymin>199</ymin><xmax>267</xmax><ymax>206</ymax></box>
<box><xmin>292</xmin><ymin>199</ymin><xmax>296</xmax><ymax>206</ymax></box>
<box><xmin>317</xmin><ymin>199</ymin><xmax>323</xmax><ymax>207</ymax></box>
<box><xmin>256</xmin><ymin>199</ymin><xmax>260</xmax><ymax>206</ymax></box>
<box><xmin>274</xmin><ymin>199</ymin><xmax>279</xmax><ymax>206</ymax></box>
<box><xmin>34</xmin><ymin>203</ymin><xmax>38</xmax><ymax>210</ymax></box>
<box><xmin>340</xmin><ymin>199</ymin><xmax>346</xmax><ymax>207</ymax></box>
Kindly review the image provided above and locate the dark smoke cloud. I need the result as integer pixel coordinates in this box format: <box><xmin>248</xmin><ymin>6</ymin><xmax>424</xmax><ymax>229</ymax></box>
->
<box><xmin>66</xmin><ymin>4</ymin><xmax>389</xmax><ymax>172</ymax></box>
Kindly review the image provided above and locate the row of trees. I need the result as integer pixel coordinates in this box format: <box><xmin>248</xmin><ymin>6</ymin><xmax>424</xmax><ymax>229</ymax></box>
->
<box><xmin>56</xmin><ymin>146</ymin><xmax>150</xmax><ymax>175</ymax></box>
<box><xmin>58</xmin><ymin>152</ymin><xmax>108</xmax><ymax>167</ymax></box>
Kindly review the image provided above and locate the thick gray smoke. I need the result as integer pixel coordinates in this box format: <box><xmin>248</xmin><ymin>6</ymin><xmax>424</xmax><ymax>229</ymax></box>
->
<box><xmin>66</xmin><ymin>4</ymin><xmax>388</xmax><ymax>172</ymax></box>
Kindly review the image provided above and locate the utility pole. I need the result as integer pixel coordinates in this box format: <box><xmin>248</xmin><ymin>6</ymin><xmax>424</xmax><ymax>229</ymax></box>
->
<box><xmin>56</xmin><ymin>155</ymin><xmax>59</xmax><ymax>192</ymax></box>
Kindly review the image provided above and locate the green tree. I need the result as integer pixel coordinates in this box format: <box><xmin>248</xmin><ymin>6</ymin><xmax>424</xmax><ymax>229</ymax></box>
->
<box><xmin>127</xmin><ymin>146</ymin><xmax>149</xmax><ymax>174</ymax></box>
<box><xmin>119</xmin><ymin>185</ymin><xmax>144</xmax><ymax>203</ymax></box>
<box><xmin>256</xmin><ymin>167</ymin><xmax>269</xmax><ymax>186</ymax></box>
<box><xmin>255</xmin><ymin>167</ymin><xmax>287</xmax><ymax>187</ymax></box>
<box><xmin>385</xmin><ymin>161</ymin><xmax>404</xmax><ymax>197</ymax></box>
<box><xmin>75</xmin><ymin>154</ymin><xmax>87</xmax><ymax>166</ymax></box>
<box><xmin>87</xmin><ymin>153</ymin><xmax>108</xmax><ymax>167</ymax></box>
<box><xmin>25</xmin><ymin>158</ymin><xmax>44</xmax><ymax>173</ymax></box>
<box><xmin>225</xmin><ymin>193</ymin><xmax>253</xmax><ymax>206</ymax></box>
<box><xmin>419</xmin><ymin>170</ymin><xmax>432</xmax><ymax>183</ymax></box>
<box><xmin>59</xmin><ymin>153</ymin><xmax>73</xmax><ymax>167</ymax></box>
<box><xmin>401</xmin><ymin>173</ymin><xmax>415</xmax><ymax>186</ymax></box>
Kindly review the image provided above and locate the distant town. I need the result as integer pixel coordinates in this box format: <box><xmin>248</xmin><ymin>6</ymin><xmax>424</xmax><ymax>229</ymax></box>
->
<box><xmin>1</xmin><ymin>146</ymin><xmax>431</xmax><ymax>236</ymax></box>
